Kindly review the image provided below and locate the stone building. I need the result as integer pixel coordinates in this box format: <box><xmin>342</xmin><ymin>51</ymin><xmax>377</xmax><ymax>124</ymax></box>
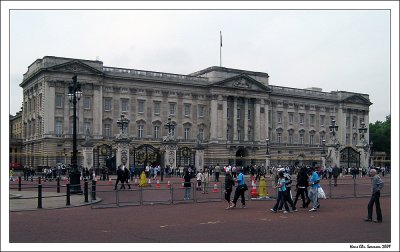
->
<box><xmin>18</xmin><ymin>56</ymin><xmax>372</xmax><ymax>172</ymax></box>
<box><xmin>10</xmin><ymin>111</ymin><xmax>24</xmax><ymax>168</ymax></box>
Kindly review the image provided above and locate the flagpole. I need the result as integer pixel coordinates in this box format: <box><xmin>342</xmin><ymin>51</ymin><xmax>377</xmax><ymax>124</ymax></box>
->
<box><xmin>220</xmin><ymin>31</ymin><xmax>222</xmax><ymax>67</ymax></box>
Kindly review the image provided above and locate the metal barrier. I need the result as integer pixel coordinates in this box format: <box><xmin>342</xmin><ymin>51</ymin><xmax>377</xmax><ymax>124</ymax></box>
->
<box><xmin>10</xmin><ymin>175</ymin><xmax>391</xmax><ymax>210</ymax></box>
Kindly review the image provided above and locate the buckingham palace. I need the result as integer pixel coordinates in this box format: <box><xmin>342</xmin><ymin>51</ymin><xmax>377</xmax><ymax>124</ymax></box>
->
<box><xmin>18</xmin><ymin>56</ymin><xmax>372</xmax><ymax>172</ymax></box>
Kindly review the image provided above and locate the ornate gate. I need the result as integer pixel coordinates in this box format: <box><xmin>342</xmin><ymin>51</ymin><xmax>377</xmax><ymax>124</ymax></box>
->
<box><xmin>93</xmin><ymin>143</ymin><xmax>115</xmax><ymax>174</ymax></box>
<box><xmin>132</xmin><ymin>144</ymin><xmax>161</xmax><ymax>170</ymax></box>
<box><xmin>176</xmin><ymin>146</ymin><xmax>195</xmax><ymax>167</ymax></box>
<box><xmin>340</xmin><ymin>147</ymin><xmax>360</xmax><ymax>168</ymax></box>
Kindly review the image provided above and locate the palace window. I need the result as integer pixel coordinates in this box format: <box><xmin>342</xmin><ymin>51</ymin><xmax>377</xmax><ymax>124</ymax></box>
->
<box><xmin>84</xmin><ymin>96</ymin><xmax>91</xmax><ymax>110</ymax></box>
<box><xmin>55</xmin><ymin>118</ymin><xmax>63</xmax><ymax>136</ymax></box>
<box><xmin>169</xmin><ymin>103</ymin><xmax>176</xmax><ymax>115</ymax></box>
<box><xmin>121</xmin><ymin>99</ymin><xmax>129</xmax><ymax>112</ymax></box>
<box><xmin>138</xmin><ymin>125</ymin><xmax>144</xmax><ymax>138</ymax></box>
<box><xmin>277</xmin><ymin>112</ymin><xmax>282</xmax><ymax>123</ymax></box>
<box><xmin>288</xmin><ymin>113</ymin><xmax>294</xmax><ymax>124</ymax></box>
<box><xmin>184</xmin><ymin>104</ymin><xmax>191</xmax><ymax>117</ymax></box>
<box><xmin>55</xmin><ymin>95</ymin><xmax>63</xmax><ymax>108</ymax></box>
<box><xmin>154</xmin><ymin>126</ymin><xmax>160</xmax><ymax>139</ymax></box>
<box><xmin>153</xmin><ymin>101</ymin><xmax>161</xmax><ymax>115</ymax></box>
<box><xmin>138</xmin><ymin>100</ymin><xmax>145</xmax><ymax>114</ymax></box>
<box><xmin>299</xmin><ymin>114</ymin><xmax>305</xmax><ymax>124</ymax></box>
<box><xmin>104</xmin><ymin>123</ymin><xmax>111</xmax><ymax>137</ymax></box>
<box><xmin>104</xmin><ymin>98</ymin><xmax>112</xmax><ymax>111</ymax></box>
<box><xmin>198</xmin><ymin>105</ymin><xmax>205</xmax><ymax>117</ymax></box>
<box><xmin>184</xmin><ymin>127</ymin><xmax>190</xmax><ymax>141</ymax></box>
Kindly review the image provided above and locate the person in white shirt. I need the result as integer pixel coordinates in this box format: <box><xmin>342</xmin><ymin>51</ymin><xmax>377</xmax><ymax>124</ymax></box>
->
<box><xmin>202</xmin><ymin>169</ymin><xmax>210</xmax><ymax>194</ymax></box>
<box><xmin>196</xmin><ymin>170</ymin><xmax>203</xmax><ymax>191</ymax></box>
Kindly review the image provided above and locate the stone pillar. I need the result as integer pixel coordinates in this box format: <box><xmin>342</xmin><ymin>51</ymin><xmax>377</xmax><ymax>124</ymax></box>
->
<box><xmin>82</xmin><ymin>146</ymin><xmax>94</xmax><ymax>169</ymax></box>
<box><xmin>265</xmin><ymin>100</ymin><xmax>269</xmax><ymax>141</ymax></box>
<box><xmin>162</xmin><ymin>143</ymin><xmax>177</xmax><ymax>169</ymax></box>
<box><xmin>254</xmin><ymin>99</ymin><xmax>261</xmax><ymax>141</ymax></box>
<box><xmin>115</xmin><ymin>140</ymin><xmax>130</xmax><ymax>168</ymax></box>
<box><xmin>265</xmin><ymin>155</ymin><xmax>271</xmax><ymax>168</ymax></box>
<box><xmin>326</xmin><ymin>145</ymin><xmax>340</xmax><ymax>168</ymax></box>
<box><xmin>244</xmin><ymin>98</ymin><xmax>249</xmax><ymax>141</ymax></box>
<box><xmin>210</xmin><ymin>95</ymin><xmax>218</xmax><ymax>141</ymax></box>
<box><xmin>195</xmin><ymin>148</ymin><xmax>205</xmax><ymax>171</ymax></box>
<box><xmin>233</xmin><ymin>97</ymin><xmax>238</xmax><ymax>141</ymax></box>
<box><xmin>222</xmin><ymin>96</ymin><xmax>228</xmax><ymax>141</ymax></box>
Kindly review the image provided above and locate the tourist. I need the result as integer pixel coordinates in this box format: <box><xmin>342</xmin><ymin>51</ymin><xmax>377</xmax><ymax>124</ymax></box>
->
<box><xmin>364</xmin><ymin>169</ymin><xmax>384</xmax><ymax>223</ymax></box>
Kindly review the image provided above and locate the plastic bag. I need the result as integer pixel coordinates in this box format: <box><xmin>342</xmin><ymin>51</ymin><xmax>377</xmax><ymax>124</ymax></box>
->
<box><xmin>317</xmin><ymin>187</ymin><xmax>326</xmax><ymax>199</ymax></box>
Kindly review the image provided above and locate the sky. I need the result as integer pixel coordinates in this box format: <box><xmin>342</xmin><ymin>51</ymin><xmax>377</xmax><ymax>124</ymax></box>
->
<box><xmin>6</xmin><ymin>6</ymin><xmax>392</xmax><ymax>123</ymax></box>
<box><xmin>1</xmin><ymin>1</ymin><xmax>399</xmax><ymax>252</ymax></box>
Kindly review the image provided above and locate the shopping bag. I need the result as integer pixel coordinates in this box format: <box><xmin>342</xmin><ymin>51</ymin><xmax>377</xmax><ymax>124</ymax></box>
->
<box><xmin>317</xmin><ymin>187</ymin><xmax>326</xmax><ymax>199</ymax></box>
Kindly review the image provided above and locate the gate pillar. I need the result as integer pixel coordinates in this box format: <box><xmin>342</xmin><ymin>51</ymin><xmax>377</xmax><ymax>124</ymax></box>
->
<box><xmin>115</xmin><ymin>140</ymin><xmax>130</xmax><ymax>168</ymax></box>
<box><xmin>162</xmin><ymin>143</ymin><xmax>177</xmax><ymax>169</ymax></box>
<box><xmin>195</xmin><ymin>147</ymin><xmax>205</xmax><ymax>170</ymax></box>
<box><xmin>82</xmin><ymin>147</ymin><xmax>94</xmax><ymax>169</ymax></box>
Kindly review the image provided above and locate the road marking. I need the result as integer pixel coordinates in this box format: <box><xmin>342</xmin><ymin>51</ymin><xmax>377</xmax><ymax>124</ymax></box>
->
<box><xmin>199</xmin><ymin>221</ymin><xmax>221</xmax><ymax>225</ymax></box>
<box><xmin>101</xmin><ymin>230</ymin><xmax>111</xmax><ymax>233</ymax></box>
<box><xmin>160</xmin><ymin>225</ymin><xmax>168</xmax><ymax>228</ymax></box>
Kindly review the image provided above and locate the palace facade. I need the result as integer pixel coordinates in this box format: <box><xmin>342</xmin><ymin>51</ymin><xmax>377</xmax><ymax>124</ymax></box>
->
<box><xmin>18</xmin><ymin>56</ymin><xmax>372</xmax><ymax>171</ymax></box>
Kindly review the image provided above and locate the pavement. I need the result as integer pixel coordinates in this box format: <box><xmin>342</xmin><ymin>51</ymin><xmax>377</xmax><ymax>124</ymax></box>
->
<box><xmin>9</xmin><ymin>190</ymin><xmax>102</xmax><ymax>212</ymax></box>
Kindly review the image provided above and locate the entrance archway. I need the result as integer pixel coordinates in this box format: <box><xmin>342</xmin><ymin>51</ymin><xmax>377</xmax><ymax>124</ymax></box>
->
<box><xmin>235</xmin><ymin>147</ymin><xmax>248</xmax><ymax>167</ymax></box>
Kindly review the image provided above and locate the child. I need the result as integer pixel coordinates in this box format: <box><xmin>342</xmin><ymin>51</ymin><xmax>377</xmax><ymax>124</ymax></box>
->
<box><xmin>196</xmin><ymin>170</ymin><xmax>203</xmax><ymax>191</ymax></box>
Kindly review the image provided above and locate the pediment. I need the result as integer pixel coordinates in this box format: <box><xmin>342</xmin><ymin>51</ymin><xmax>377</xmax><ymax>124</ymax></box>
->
<box><xmin>48</xmin><ymin>60</ymin><xmax>103</xmax><ymax>75</ymax></box>
<box><xmin>342</xmin><ymin>95</ymin><xmax>372</xmax><ymax>106</ymax></box>
<box><xmin>210</xmin><ymin>74</ymin><xmax>272</xmax><ymax>92</ymax></box>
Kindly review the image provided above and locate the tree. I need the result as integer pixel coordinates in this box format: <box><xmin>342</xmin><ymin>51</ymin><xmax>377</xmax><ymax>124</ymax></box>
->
<box><xmin>369</xmin><ymin>115</ymin><xmax>391</xmax><ymax>158</ymax></box>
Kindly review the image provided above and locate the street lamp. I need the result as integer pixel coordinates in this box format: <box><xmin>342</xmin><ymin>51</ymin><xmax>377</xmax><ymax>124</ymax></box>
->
<box><xmin>358</xmin><ymin>121</ymin><xmax>368</xmax><ymax>142</ymax></box>
<box><xmin>164</xmin><ymin>116</ymin><xmax>175</xmax><ymax>138</ymax></box>
<box><xmin>116</xmin><ymin>114</ymin><xmax>130</xmax><ymax>135</ymax></box>
<box><xmin>329</xmin><ymin>119</ymin><xmax>339</xmax><ymax>136</ymax></box>
<box><xmin>68</xmin><ymin>75</ymin><xmax>83</xmax><ymax>193</ymax></box>
<box><xmin>265</xmin><ymin>138</ymin><xmax>270</xmax><ymax>155</ymax></box>
<box><xmin>321</xmin><ymin>139</ymin><xmax>326</xmax><ymax>156</ymax></box>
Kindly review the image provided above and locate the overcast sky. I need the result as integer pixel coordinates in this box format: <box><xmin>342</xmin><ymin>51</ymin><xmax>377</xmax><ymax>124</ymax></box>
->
<box><xmin>7</xmin><ymin>7</ymin><xmax>392</xmax><ymax>124</ymax></box>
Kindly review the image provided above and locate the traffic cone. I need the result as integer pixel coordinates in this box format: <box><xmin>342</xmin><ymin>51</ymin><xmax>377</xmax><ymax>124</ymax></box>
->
<box><xmin>167</xmin><ymin>180</ymin><xmax>171</xmax><ymax>188</ymax></box>
<box><xmin>108</xmin><ymin>177</ymin><xmax>112</xmax><ymax>185</ymax></box>
<box><xmin>134</xmin><ymin>178</ymin><xmax>138</xmax><ymax>185</ymax></box>
<box><xmin>181</xmin><ymin>179</ymin><xmax>184</xmax><ymax>188</ymax></box>
<box><xmin>213</xmin><ymin>183</ymin><xmax>219</xmax><ymax>193</ymax></box>
<box><xmin>156</xmin><ymin>179</ymin><xmax>160</xmax><ymax>188</ymax></box>
<box><xmin>250</xmin><ymin>179</ymin><xmax>258</xmax><ymax>198</ymax></box>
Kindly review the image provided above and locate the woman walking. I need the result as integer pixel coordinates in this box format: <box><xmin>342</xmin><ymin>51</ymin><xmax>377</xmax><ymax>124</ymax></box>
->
<box><xmin>224</xmin><ymin>170</ymin><xmax>235</xmax><ymax>209</ymax></box>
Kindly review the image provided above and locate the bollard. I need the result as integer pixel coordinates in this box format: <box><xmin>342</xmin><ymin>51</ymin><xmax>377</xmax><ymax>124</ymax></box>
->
<box><xmin>66</xmin><ymin>184</ymin><xmax>71</xmax><ymax>206</ymax></box>
<box><xmin>84</xmin><ymin>180</ymin><xmax>89</xmax><ymax>203</ymax></box>
<box><xmin>18</xmin><ymin>176</ymin><xmax>22</xmax><ymax>191</ymax></box>
<box><xmin>91</xmin><ymin>180</ymin><xmax>96</xmax><ymax>201</ymax></box>
<box><xmin>353</xmin><ymin>178</ymin><xmax>357</xmax><ymax>197</ymax></box>
<box><xmin>57</xmin><ymin>177</ymin><xmax>61</xmax><ymax>193</ymax></box>
<box><xmin>38</xmin><ymin>176</ymin><xmax>41</xmax><ymax>185</ymax></box>
<box><xmin>37</xmin><ymin>183</ymin><xmax>42</xmax><ymax>209</ymax></box>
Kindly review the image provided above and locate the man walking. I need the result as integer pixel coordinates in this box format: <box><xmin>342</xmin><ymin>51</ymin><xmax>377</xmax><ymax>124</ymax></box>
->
<box><xmin>364</xmin><ymin>169</ymin><xmax>384</xmax><ymax>223</ymax></box>
<box><xmin>230</xmin><ymin>167</ymin><xmax>247</xmax><ymax>209</ymax></box>
<box><xmin>332</xmin><ymin>164</ymin><xmax>340</xmax><ymax>186</ymax></box>
<box><xmin>308</xmin><ymin>167</ymin><xmax>321</xmax><ymax>212</ymax></box>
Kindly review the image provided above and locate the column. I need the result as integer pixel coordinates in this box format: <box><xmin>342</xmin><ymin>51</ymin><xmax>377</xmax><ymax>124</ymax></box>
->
<box><xmin>222</xmin><ymin>96</ymin><xmax>228</xmax><ymax>141</ymax></box>
<box><xmin>254</xmin><ymin>99</ymin><xmax>261</xmax><ymax>141</ymax></box>
<box><xmin>264</xmin><ymin>100</ymin><xmax>269</xmax><ymax>141</ymax></box>
<box><xmin>337</xmin><ymin>105</ymin><xmax>345</xmax><ymax>145</ymax></box>
<box><xmin>233</xmin><ymin>97</ymin><xmax>238</xmax><ymax>141</ymax></box>
<box><xmin>244</xmin><ymin>98</ymin><xmax>249</xmax><ymax>141</ymax></box>
<box><xmin>210</xmin><ymin>96</ymin><xmax>218</xmax><ymax>141</ymax></box>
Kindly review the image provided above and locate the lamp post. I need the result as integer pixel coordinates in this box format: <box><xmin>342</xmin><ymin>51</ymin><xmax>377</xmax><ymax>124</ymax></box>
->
<box><xmin>68</xmin><ymin>75</ymin><xmax>83</xmax><ymax>193</ymax></box>
<box><xmin>164</xmin><ymin>116</ymin><xmax>175</xmax><ymax>137</ymax></box>
<box><xmin>329</xmin><ymin>119</ymin><xmax>339</xmax><ymax>137</ymax></box>
<box><xmin>358</xmin><ymin>121</ymin><xmax>368</xmax><ymax>142</ymax></box>
<box><xmin>116</xmin><ymin>114</ymin><xmax>130</xmax><ymax>136</ymax></box>
<box><xmin>266</xmin><ymin>138</ymin><xmax>270</xmax><ymax>155</ymax></box>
